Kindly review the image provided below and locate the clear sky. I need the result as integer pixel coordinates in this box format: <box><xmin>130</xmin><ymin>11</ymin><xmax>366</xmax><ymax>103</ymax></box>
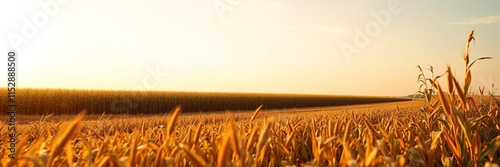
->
<box><xmin>1</xmin><ymin>0</ymin><xmax>499</xmax><ymax>96</ymax></box>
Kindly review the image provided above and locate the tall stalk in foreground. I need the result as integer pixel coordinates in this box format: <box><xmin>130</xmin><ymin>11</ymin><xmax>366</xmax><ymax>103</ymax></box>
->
<box><xmin>413</xmin><ymin>29</ymin><xmax>499</xmax><ymax>167</ymax></box>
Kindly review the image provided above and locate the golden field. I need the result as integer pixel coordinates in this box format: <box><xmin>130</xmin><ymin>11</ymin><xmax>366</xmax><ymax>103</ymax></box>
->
<box><xmin>0</xmin><ymin>31</ymin><xmax>499</xmax><ymax>167</ymax></box>
<box><xmin>0</xmin><ymin>96</ymin><xmax>498</xmax><ymax>166</ymax></box>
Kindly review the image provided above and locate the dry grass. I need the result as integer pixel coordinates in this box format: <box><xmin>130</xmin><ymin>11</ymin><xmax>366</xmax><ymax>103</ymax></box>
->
<box><xmin>0</xmin><ymin>30</ymin><xmax>499</xmax><ymax>166</ymax></box>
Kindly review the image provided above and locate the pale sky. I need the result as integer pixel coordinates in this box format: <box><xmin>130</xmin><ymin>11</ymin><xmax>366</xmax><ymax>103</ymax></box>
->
<box><xmin>1</xmin><ymin>0</ymin><xmax>499</xmax><ymax>96</ymax></box>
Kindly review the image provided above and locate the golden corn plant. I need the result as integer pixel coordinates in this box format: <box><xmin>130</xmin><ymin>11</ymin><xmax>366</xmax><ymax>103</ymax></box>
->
<box><xmin>411</xmin><ymin>29</ymin><xmax>499</xmax><ymax>167</ymax></box>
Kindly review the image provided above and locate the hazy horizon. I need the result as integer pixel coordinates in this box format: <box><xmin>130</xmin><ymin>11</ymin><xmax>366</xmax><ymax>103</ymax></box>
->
<box><xmin>1</xmin><ymin>0</ymin><xmax>500</xmax><ymax>96</ymax></box>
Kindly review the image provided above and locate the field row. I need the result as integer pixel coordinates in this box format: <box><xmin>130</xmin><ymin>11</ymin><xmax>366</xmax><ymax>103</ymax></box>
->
<box><xmin>0</xmin><ymin>88</ymin><xmax>409</xmax><ymax>115</ymax></box>
<box><xmin>1</xmin><ymin>101</ymin><xmax>426</xmax><ymax>166</ymax></box>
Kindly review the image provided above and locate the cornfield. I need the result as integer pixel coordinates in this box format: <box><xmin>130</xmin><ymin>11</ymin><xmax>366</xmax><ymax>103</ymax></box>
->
<box><xmin>0</xmin><ymin>30</ymin><xmax>499</xmax><ymax>166</ymax></box>
<box><xmin>0</xmin><ymin>89</ymin><xmax>408</xmax><ymax>115</ymax></box>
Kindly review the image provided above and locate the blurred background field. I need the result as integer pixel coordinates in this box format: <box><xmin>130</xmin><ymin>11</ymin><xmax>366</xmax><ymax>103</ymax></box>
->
<box><xmin>0</xmin><ymin>88</ymin><xmax>409</xmax><ymax>115</ymax></box>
